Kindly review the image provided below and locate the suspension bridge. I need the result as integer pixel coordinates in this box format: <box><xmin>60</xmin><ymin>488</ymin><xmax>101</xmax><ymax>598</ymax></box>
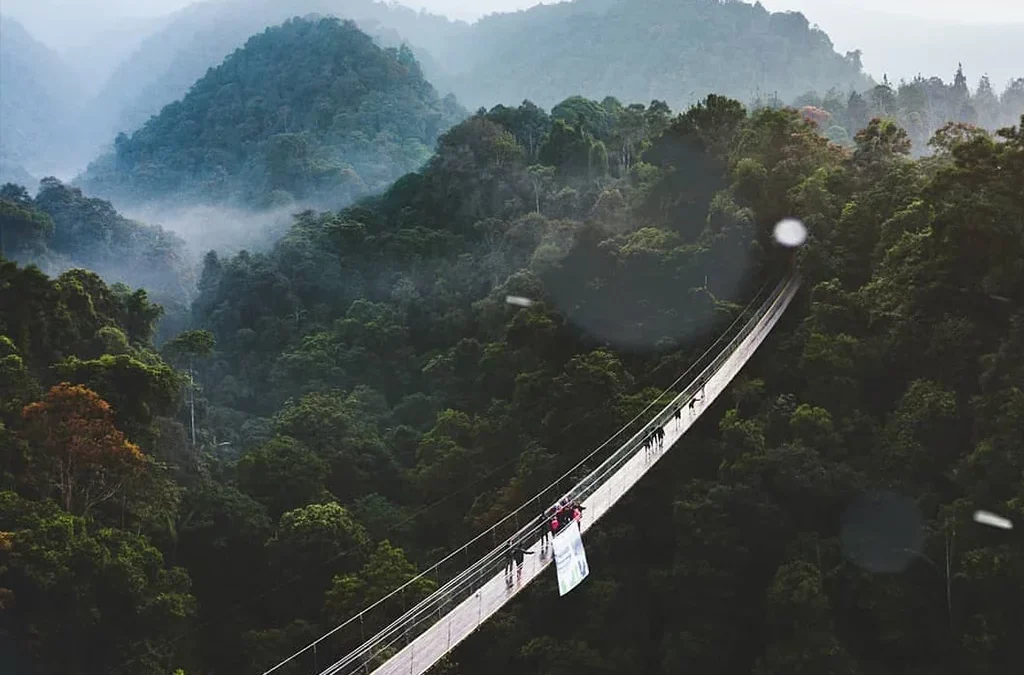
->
<box><xmin>264</xmin><ymin>273</ymin><xmax>802</xmax><ymax>675</ymax></box>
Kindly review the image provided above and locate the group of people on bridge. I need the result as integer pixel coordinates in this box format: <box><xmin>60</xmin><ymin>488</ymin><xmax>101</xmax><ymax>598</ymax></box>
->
<box><xmin>503</xmin><ymin>497</ymin><xmax>586</xmax><ymax>586</ymax></box>
<box><xmin>642</xmin><ymin>426</ymin><xmax>665</xmax><ymax>456</ymax></box>
<box><xmin>644</xmin><ymin>384</ymin><xmax>705</xmax><ymax>458</ymax></box>
<box><xmin>545</xmin><ymin>498</ymin><xmax>584</xmax><ymax>538</ymax></box>
<box><xmin>501</xmin><ymin>382</ymin><xmax>708</xmax><ymax>588</ymax></box>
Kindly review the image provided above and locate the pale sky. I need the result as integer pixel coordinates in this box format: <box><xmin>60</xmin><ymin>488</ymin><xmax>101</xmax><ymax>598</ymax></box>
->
<box><xmin>6</xmin><ymin>0</ymin><xmax>1024</xmax><ymax>45</ymax></box>
<box><xmin>4</xmin><ymin>0</ymin><xmax>1024</xmax><ymax>63</ymax></box>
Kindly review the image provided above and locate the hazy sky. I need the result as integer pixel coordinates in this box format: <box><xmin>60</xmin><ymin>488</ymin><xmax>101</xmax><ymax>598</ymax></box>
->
<box><xmin>5</xmin><ymin>0</ymin><xmax>1024</xmax><ymax>55</ymax></box>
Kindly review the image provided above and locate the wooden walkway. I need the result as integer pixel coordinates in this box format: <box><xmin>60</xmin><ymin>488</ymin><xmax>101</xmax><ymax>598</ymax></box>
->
<box><xmin>326</xmin><ymin>277</ymin><xmax>800</xmax><ymax>675</ymax></box>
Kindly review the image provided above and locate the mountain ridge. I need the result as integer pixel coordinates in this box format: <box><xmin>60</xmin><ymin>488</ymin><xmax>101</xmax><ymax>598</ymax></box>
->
<box><xmin>0</xmin><ymin>15</ymin><xmax>86</xmax><ymax>180</ymax></box>
<box><xmin>79</xmin><ymin>0</ymin><xmax>467</xmax><ymax>156</ymax></box>
<box><xmin>77</xmin><ymin>0</ymin><xmax>872</xmax><ymax>162</ymax></box>
<box><xmin>78</xmin><ymin>16</ymin><xmax>467</xmax><ymax>211</ymax></box>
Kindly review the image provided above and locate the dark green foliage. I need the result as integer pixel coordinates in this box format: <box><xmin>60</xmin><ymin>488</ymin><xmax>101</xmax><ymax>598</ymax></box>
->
<box><xmin>163</xmin><ymin>330</ymin><xmax>215</xmax><ymax>363</ymax></box>
<box><xmin>6</xmin><ymin>85</ymin><xmax>1024</xmax><ymax>675</ymax></box>
<box><xmin>80</xmin><ymin>17</ymin><xmax>466</xmax><ymax>210</ymax></box>
<box><xmin>0</xmin><ymin>491</ymin><xmax>195</xmax><ymax>675</ymax></box>
<box><xmin>52</xmin><ymin>354</ymin><xmax>181</xmax><ymax>439</ymax></box>
<box><xmin>0</xmin><ymin>263</ymin><xmax>164</xmax><ymax>376</ymax></box>
<box><xmin>0</xmin><ymin>186</ymin><xmax>53</xmax><ymax>258</ymax></box>
<box><xmin>237</xmin><ymin>436</ymin><xmax>331</xmax><ymax>518</ymax></box>
<box><xmin>0</xmin><ymin>266</ymin><xmax>202</xmax><ymax>672</ymax></box>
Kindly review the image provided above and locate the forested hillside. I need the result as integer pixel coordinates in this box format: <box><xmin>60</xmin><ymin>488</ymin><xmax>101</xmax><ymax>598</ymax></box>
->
<box><xmin>0</xmin><ymin>16</ymin><xmax>85</xmax><ymax>182</ymax></box>
<box><xmin>78</xmin><ymin>17</ymin><xmax>465</xmax><ymax>210</ymax></box>
<box><xmin>4</xmin><ymin>80</ymin><xmax>1022</xmax><ymax>674</ymax></box>
<box><xmin>439</xmin><ymin>0</ymin><xmax>872</xmax><ymax>110</ymax></box>
<box><xmin>80</xmin><ymin>0</ymin><xmax>871</xmax><ymax>144</ymax></box>
<box><xmin>81</xmin><ymin>0</ymin><xmax>466</xmax><ymax>152</ymax></box>
<box><xmin>13</xmin><ymin>0</ymin><xmax>1022</xmax><ymax>186</ymax></box>
<box><xmin>0</xmin><ymin>264</ymin><xmax>188</xmax><ymax>674</ymax></box>
<box><xmin>789</xmin><ymin>65</ymin><xmax>1024</xmax><ymax>154</ymax></box>
<box><xmin>0</xmin><ymin>179</ymin><xmax>194</xmax><ymax>310</ymax></box>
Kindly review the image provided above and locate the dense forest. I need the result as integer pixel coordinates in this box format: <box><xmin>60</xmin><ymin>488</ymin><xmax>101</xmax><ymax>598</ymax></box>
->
<box><xmin>0</xmin><ymin>179</ymin><xmax>194</xmax><ymax>320</ymax></box>
<box><xmin>3</xmin><ymin>70</ymin><xmax>1023</xmax><ymax>675</ymax></box>
<box><xmin>788</xmin><ymin>66</ymin><xmax>1024</xmax><ymax>154</ymax></box>
<box><xmin>78</xmin><ymin>17</ymin><xmax>465</xmax><ymax>211</ymax></box>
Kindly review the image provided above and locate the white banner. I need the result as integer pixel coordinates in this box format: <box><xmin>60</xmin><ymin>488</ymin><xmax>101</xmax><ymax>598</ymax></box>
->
<box><xmin>552</xmin><ymin>521</ymin><xmax>589</xmax><ymax>596</ymax></box>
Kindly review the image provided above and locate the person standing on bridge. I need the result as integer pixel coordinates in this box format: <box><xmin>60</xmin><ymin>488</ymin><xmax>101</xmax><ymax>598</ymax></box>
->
<box><xmin>557</xmin><ymin>502</ymin><xmax>574</xmax><ymax>530</ymax></box>
<box><xmin>569</xmin><ymin>500</ymin><xmax>584</xmax><ymax>528</ymax></box>
<box><xmin>504</xmin><ymin>542</ymin><xmax>516</xmax><ymax>586</ymax></box>
<box><xmin>549</xmin><ymin>510</ymin><xmax>562</xmax><ymax>535</ymax></box>
<box><xmin>689</xmin><ymin>386</ymin><xmax>706</xmax><ymax>414</ymax></box>
<box><xmin>540</xmin><ymin>508</ymin><xmax>554</xmax><ymax>556</ymax></box>
<box><xmin>512</xmin><ymin>543</ymin><xmax>533</xmax><ymax>583</ymax></box>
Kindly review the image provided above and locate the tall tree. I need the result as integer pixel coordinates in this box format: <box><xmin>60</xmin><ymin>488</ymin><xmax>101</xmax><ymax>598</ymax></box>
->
<box><xmin>163</xmin><ymin>329</ymin><xmax>216</xmax><ymax>446</ymax></box>
<box><xmin>20</xmin><ymin>383</ymin><xmax>144</xmax><ymax>517</ymax></box>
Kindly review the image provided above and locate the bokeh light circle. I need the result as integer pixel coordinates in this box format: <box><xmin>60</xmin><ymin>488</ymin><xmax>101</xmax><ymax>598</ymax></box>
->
<box><xmin>841</xmin><ymin>490</ymin><xmax>924</xmax><ymax>574</ymax></box>
<box><xmin>773</xmin><ymin>218</ymin><xmax>807</xmax><ymax>248</ymax></box>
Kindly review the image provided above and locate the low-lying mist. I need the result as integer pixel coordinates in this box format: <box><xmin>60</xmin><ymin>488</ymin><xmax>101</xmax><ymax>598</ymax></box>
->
<box><xmin>111</xmin><ymin>198</ymin><xmax>340</xmax><ymax>344</ymax></box>
<box><xmin>118</xmin><ymin>201</ymin><xmax>306</xmax><ymax>262</ymax></box>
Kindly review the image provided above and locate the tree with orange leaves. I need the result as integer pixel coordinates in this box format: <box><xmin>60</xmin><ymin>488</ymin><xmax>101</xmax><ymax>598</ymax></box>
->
<box><xmin>21</xmin><ymin>383</ymin><xmax>145</xmax><ymax>517</ymax></box>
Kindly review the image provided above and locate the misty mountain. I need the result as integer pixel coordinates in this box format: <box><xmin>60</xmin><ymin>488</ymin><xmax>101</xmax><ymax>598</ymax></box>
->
<box><xmin>59</xmin><ymin>14</ymin><xmax>165</xmax><ymax>97</ymax></box>
<box><xmin>0</xmin><ymin>16</ymin><xmax>86</xmax><ymax>181</ymax></box>
<box><xmin>788</xmin><ymin>6</ymin><xmax>1024</xmax><ymax>92</ymax></box>
<box><xmin>80</xmin><ymin>0</ymin><xmax>467</xmax><ymax>153</ymax></box>
<box><xmin>437</xmin><ymin>0</ymin><xmax>873</xmax><ymax>111</ymax></box>
<box><xmin>0</xmin><ymin>163</ymin><xmax>37</xmax><ymax>192</ymax></box>
<box><xmin>83</xmin><ymin>0</ymin><xmax>874</xmax><ymax>151</ymax></box>
<box><xmin>78</xmin><ymin>17</ymin><xmax>466</xmax><ymax>210</ymax></box>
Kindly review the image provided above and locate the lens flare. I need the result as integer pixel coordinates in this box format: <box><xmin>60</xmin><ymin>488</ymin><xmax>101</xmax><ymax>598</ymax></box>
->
<box><xmin>973</xmin><ymin>510</ymin><xmax>1013</xmax><ymax>530</ymax></box>
<box><xmin>773</xmin><ymin>218</ymin><xmax>807</xmax><ymax>248</ymax></box>
<box><xmin>506</xmin><ymin>295</ymin><xmax>534</xmax><ymax>307</ymax></box>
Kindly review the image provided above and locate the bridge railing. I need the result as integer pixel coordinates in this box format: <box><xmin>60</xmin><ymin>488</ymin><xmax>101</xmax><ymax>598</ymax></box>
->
<box><xmin>562</xmin><ymin>274</ymin><xmax>795</xmax><ymax>514</ymax></box>
<box><xmin>264</xmin><ymin>274</ymin><xmax>798</xmax><ymax>675</ymax></box>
